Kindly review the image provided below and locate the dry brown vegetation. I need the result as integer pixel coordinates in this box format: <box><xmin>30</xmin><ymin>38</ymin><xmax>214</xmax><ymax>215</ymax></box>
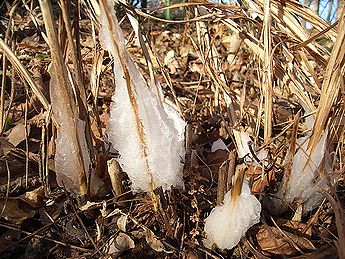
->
<box><xmin>0</xmin><ymin>0</ymin><xmax>344</xmax><ymax>258</ymax></box>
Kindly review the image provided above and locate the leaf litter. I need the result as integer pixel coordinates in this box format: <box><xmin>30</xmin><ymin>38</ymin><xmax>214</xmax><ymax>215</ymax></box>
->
<box><xmin>0</xmin><ymin>0</ymin><xmax>344</xmax><ymax>258</ymax></box>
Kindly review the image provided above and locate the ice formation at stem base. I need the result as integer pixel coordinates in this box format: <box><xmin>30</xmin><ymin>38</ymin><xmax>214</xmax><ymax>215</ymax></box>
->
<box><xmin>100</xmin><ymin>0</ymin><xmax>185</xmax><ymax>192</ymax></box>
<box><xmin>286</xmin><ymin>132</ymin><xmax>328</xmax><ymax>212</ymax></box>
<box><xmin>271</xmin><ymin>131</ymin><xmax>328</xmax><ymax>214</ymax></box>
<box><xmin>204</xmin><ymin>179</ymin><xmax>261</xmax><ymax>250</ymax></box>
<box><xmin>49</xmin><ymin>66</ymin><xmax>91</xmax><ymax>195</ymax></box>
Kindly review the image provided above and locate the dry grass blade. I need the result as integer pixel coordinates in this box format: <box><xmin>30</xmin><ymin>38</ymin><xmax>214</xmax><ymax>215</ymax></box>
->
<box><xmin>319</xmin><ymin>189</ymin><xmax>345</xmax><ymax>259</ymax></box>
<box><xmin>308</xmin><ymin>9</ymin><xmax>345</xmax><ymax>153</ymax></box>
<box><xmin>0</xmin><ymin>39</ymin><xmax>50</xmax><ymax>112</ymax></box>
<box><xmin>125</xmin><ymin>9</ymin><xmax>159</xmax><ymax>98</ymax></box>
<box><xmin>262</xmin><ymin>0</ymin><xmax>273</xmax><ymax>145</ymax></box>
<box><xmin>278</xmin><ymin>0</ymin><xmax>337</xmax><ymax>40</ymax></box>
<box><xmin>292</xmin><ymin>21</ymin><xmax>338</xmax><ymax>50</ymax></box>
<box><xmin>0</xmin><ymin>2</ymin><xmax>19</xmax><ymax>134</ymax></box>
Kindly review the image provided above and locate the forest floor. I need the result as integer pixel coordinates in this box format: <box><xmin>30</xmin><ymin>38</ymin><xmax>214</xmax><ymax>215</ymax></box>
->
<box><xmin>0</xmin><ymin>1</ymin><xmax>344</xmax><ymax>258</ymax></box>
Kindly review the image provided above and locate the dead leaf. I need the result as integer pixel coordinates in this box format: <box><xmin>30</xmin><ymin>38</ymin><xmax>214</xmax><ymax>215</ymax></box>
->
<box><xmin>145</xmin><ymin>228</ymin><xmax>166</xmax><ymax>253</ymax></box>
<box><xmin>105</xmin><ymin>208</ymin><xmax>121</xmax><ymax>219</ymax></box>
<box><xmin>0</xmin><ymin>187</ymin><xmax>44</xmax><ymax>224</ymax></box>
<box><xmin>245</xmin><ymin>166</ymin><xmax>276</xmax><ymax>193</ymax></box>
<box><xmin>6</xmin><ymin>121</ymin><xmax>27</xmax><ymax>147</ymax></box>
<box><xmin>117</xmin><ymin>214</ymin><xmax>128</xmax><ymax>232</ymax></box>
<box><xmin>255</xmin><ymin>225</ymin><xmax>316</xmax><ymax>256</ymax></box>
<box><xmin>21</xmin><ymin>186</ymin><xmax>45</xmax><ymax>208</ymax></box>
<box><xmin>0</xmin><ymin>138</ymin><xmax>18</xmax><ymax>157</ymax></box>
<box><xmin>0</xmin><ymin>198</ymin><xmax>35</xmax><ymax>224</ymax></box>
<box><xmin>79</xmin><ymin>201</ymin><xmax>101</xmax><ymax>211</ymax></box>
<box><xmin>105</xmin><ymin>233</ymin><xmax>135</xmax><ymax>257</ymax></box>
<box><xmin>276</xmin><ymin>218</ymin><xmax>312</xmax><ymax>237</ymax></box>
<box><xmin>221</xmin><ymin>33</ymin><xmax>241</xmax><ymax>53</ymax></box>
<box><xmin>115</xmin><ymin>233</ymin><xmax>135</xmax><ymax>250</ymax></box>
<box><xmin>107</xmin><ymin>158</ymin><xmax>123</xmax><ymax>198</ymax></box>
<box><xmin>0</xmin><ymin>229</ymin><xmax>21</xmax><ymax>252</ymax></box>
<box><xmin>206</xmin><ymin>149</ymin><xmax>229</xmax><ymax>167</ymax></box>
<box><xmin>164</xmin><ymin>49</ymin><xmax>180</xmax><ymax>74</ymax></box>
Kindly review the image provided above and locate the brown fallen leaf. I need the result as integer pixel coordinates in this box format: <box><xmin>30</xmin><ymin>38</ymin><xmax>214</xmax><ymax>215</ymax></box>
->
<box><xmin>145</xmin><ymin>228</ymin><xmax>169</xmax><ymax>253</ymax></box>
<box><xmin>6</xmin><ymin>121</ymin><xmax>27</xmax><ymax>147</ymax></box>
<box><xmin>117</xmin><ymin>214</ymin><xmax>128</xmax><ymax>232</ymax></box>
<box><xmin>0</xmin><ymin>186</ymin><xmax>45</xmax><ymax>224</ymax></box>
<box><xmin>104</xmin><ymin>233</ymin><xmax>135</xmax><ymax>257</ymax></box>
<box><xmin>276</xmin><ymin>218</ymin><xmax>312</xmax><ymax>237</ymax></box>
<box><xmin>205</xmin><ymin>149</ymin><xmax>229</xmax><ymax>168</ymax></box>
<box><xmin>245</xmin><ymin>166</ymin><xmax>276</xmax><ymax>194</ymax></box>
<box><xmin>0</xmin><ymin>198</ymin><xmax>35</xmax><ymax>224</ymax></box>
<box><xmin>6</xmin><ymin>112</ymin><xmax>46</xmax><ymax>147</ymax></box>
<box><xmin>21</xmin><ymin>186</ymin><xmax>45</xmax><ymax>208</ymax></box>
<box><xmin>254</xmin><ymin>225</ymin><xmax>316</xmax><ymax>256</ymax></box>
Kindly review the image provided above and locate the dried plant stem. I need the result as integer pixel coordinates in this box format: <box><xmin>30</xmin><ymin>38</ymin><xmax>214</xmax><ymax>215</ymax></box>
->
<box><xmin>281</xmin><ymin>112</ymin><xmax>300</xmax><ymax>192</ymax></box>
<box><xmin>319</xmin><ymin>190</ymin><xmax>345</xmax><ymax>259</ymax></box>
<box><xmin>0</xmin><ymin>0</ymin><xmax>19</xmax><ymax>134</ymax></box>
<box><xmin>0</xmin><ymin>161</ymin><xmax>11</xmax><ymax>218</ymax></box>
<box><xmin>60</xmin><ymin>0</ymin><xmax>96</xmax><ymax>173</ymax></box>
<box><xmin>308</xmin><ymin>9</ymin><xmax>345</xmax><ymax>153</ymax></box>
<box><xmin>40</xmin><ymin>119</ymin><xmax>49</xmax><ymax>194</ymax></box>
<box><xmin>0</xmin><ymin>55</ymin><xmax>7</xmax><ymax>133</ymax></box>
<box><xmin>39</xmin><ymin>0</ymin><xmax>87</xmax><ymax>195</ymax></box>
<box><xmin>231</xmin><ymin>164</ymin><xmax>246</xmax><ymax>202</ymax></box>
<box><xmin>3</xmin><ymin>69</ymin><xmax>16</xmax><ymax>129</ymax></box>
<box><xmin>0</xmin><ymin>39</ymin><xmax>50</xmax><ymax>112</ymax></box>
<box><xmin>226</xmin><ymin>151</ymin><xmax>237</xmax><ymax>192</ymax></box>
<box><xmin>24</xmin><ymin>92</ymin><xmax>29</xmax><ymax>189</ymax></box>
<box><xmin>262</xmin><ymin>0</ymin><xmax>273</xmax><ymax>145</ymax></box>
<box><xmin>0</xmin><ymin>222</ymin><xmax>93</xmax><ymax>253</ymax></box>
<box><xmin>217</xmin><ymin>150</ymin><xmax>236</xmax><ymax>205</ymax></box>
<box><xmin>59</xmin><ymin>0</ymin><xmax>87</xmax><ymax>108</ymax></box>
<box><xmin>217</xmin><ymin>161</ymin><xmax>229</xmax><ymax>205</ymax></box>
<box><xmin>107</xmin><ymin>159</ymin><xmax>123</xmax><ymax>198</ymax></box>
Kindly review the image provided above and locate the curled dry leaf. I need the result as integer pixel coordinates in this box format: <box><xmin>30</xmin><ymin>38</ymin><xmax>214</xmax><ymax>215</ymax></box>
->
<box><xmin>164</xmin><ymin>49</ymin><xmax>180</xmax><ymax>74</ymax></box>
<box><xmin>254</xmin><ymin>225</ymin><xmax>316</xmax><ymax>256</ymax></box>
<box><xmin>145</xmin><ymin>228</ymin><xmax>167</xmax><ymax>253</ymax></box>
<box><xmin>0</xmin><ymin>186</ymin><xmax>46</xmax><ymax>224</ymax></box>
<box><xmin>115</xmin><ymin>233</ymin><xmax>135</xmax><ymax>250</ymax></box>
<box><xmin>105</xmin><ymin>208</ymin><xmax>122</xmax><ymax>219</ymax></box>
<box><xmin>117</xmin><ymin>214</ymin><xmax>128</xmax><ymax>232</ymax></box>
<box><xmin>0</xmin><ymin>198</ymin><xmax>36</xmax><ymax>224</ymax></box>
<box><xmin>79</xmin><ymin>201</ymin><xmax>100</xmax><ymax>211</ymax></box>
<box><xmin>22</xmin><ymin>186</ymin><xmax>45</xmax><ymax>208</ymax></box>
<box><xmin>6</xmin><ymin>112</ymin><xmax>46</xmax><ymax>147</ymax></box>
<box><xmin>245</xmin><ymin>166</ymin><xmax>276</xmax><ymax>194</ymax></box>
<box><xmin>107</xmin><ymin>158</ymin><xmax>123</xmax><ymax>197</ymax></box>
<box><xmin>104</xmin><ymin>233</ymin><xmax>135</xmax><ymax>257</ymax></box>
<box><xmin>276</xmin><ymin>218</ymin><xmax>312</xmax><ymax>237</ymax></box>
